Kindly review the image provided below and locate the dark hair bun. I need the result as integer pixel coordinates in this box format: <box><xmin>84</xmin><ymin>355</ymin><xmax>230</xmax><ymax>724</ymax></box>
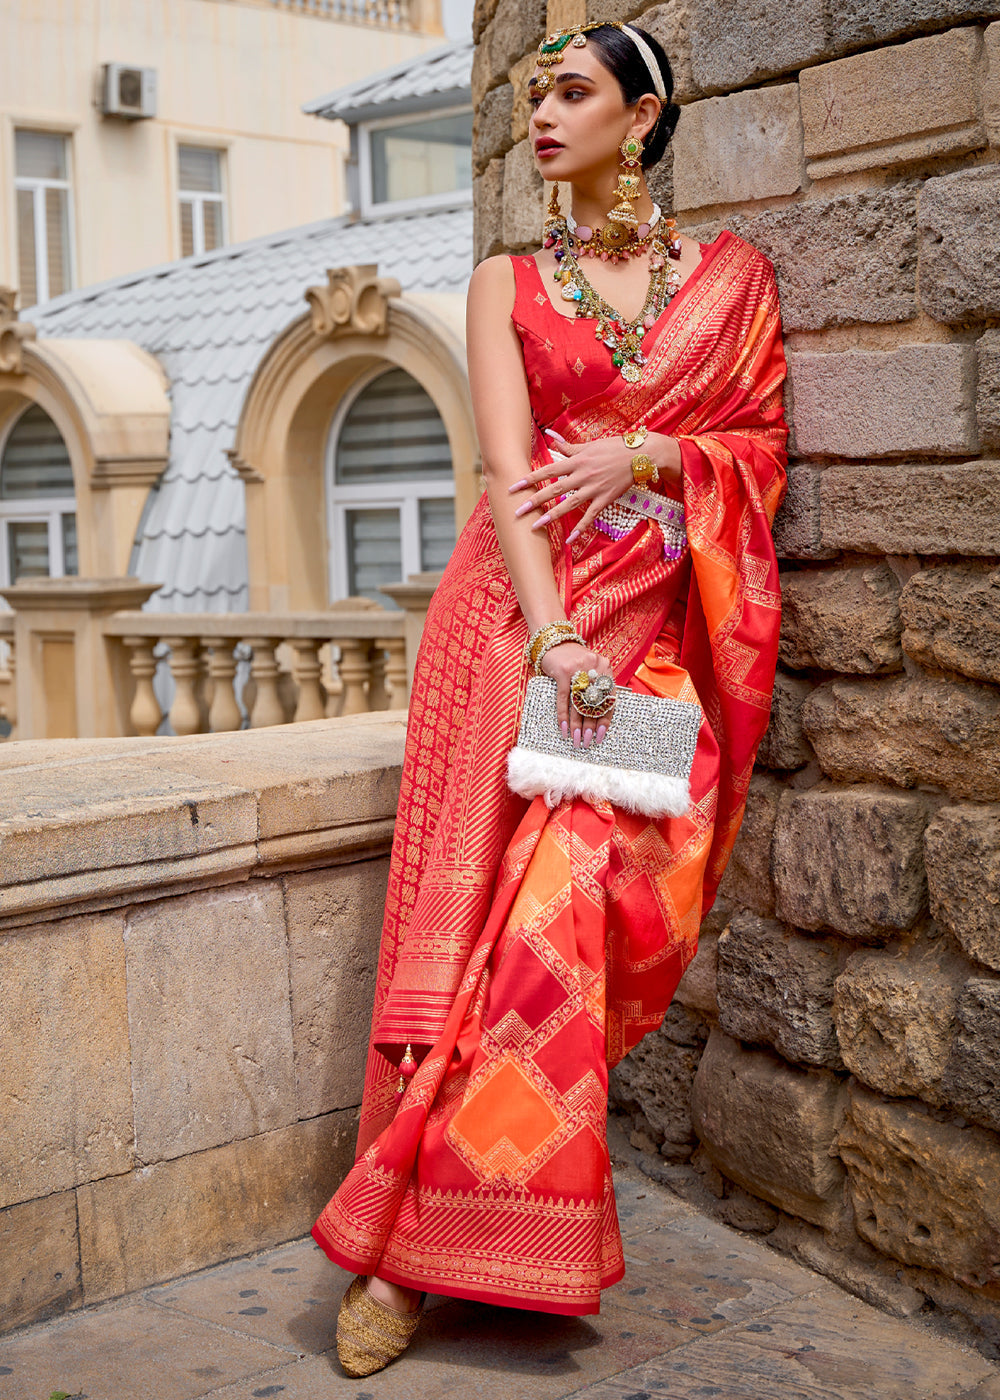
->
<box><xmin>586</xmin><ymin>25</ymin><xmax>679</xmax><ymax>169</ymax></box>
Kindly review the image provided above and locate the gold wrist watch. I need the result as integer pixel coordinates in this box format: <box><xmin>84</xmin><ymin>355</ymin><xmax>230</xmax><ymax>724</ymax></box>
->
<box><xmin>624</xmin><ymin>428</ymin><xmax>658</xmax><ymax>486</ymax></box>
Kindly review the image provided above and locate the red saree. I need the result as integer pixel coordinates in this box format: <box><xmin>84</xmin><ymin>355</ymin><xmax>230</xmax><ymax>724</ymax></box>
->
<box><xmin>312</xmin><ymin>231</ymin><xmax>788</xmax><ymax>1314</ymax></box>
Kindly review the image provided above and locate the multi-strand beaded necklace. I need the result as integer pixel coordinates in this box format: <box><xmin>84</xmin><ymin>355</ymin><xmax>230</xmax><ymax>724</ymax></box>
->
<box><xmin>544</xmin><ymin>209</ymin><xmax>684</xmax><ymax>383</ymax></box>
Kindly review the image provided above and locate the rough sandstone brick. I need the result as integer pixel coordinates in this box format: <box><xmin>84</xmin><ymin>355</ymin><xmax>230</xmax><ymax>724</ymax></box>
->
<box><xmin>126</xmin><ymin>883</ymin><xmax>297</xmax><ymax>1165</ymax></box>
<box><xmin>674</xmin><ymin>926</ymin><xmax>720</xmax><ymax>1017</ymax></box>
<box><xmin>472</xmin><ymin>0</ymin><xmax>499</xmax><ymax>43</ymax></box>
<box><xmin>717</xmin><ymin>913</ymin><xmax>844</xmax><ymax>1069</ymax></box>
<box><xmin>687</xmin><ymin>0</ymin><xmax>827</xmax><ymax>93</ymax></box>
<box><xmin>0</xmin><ymin>1192</ymin><xmax>81</xmax><ymax>1332</ymax></box>
<box><xmin>756</xmin><ymin>670</ymin><xmax>815</xmax><ymax>771</ymax></box>
<box><xmin>636</xmin><ymin>3</ymin><xmax>699</xmax><ymax>105</ymax></box>
<box><xmin>919</xmin><ymin>166</ymin><xmax>1000</xmax><ymax>323</ymax></box>
<box><xmin>779</xmin><ymin>563</ymin><xmax>903</xmax><ymax>675</ymax></box>
<box><xmin>837</xmin><ymin>1084</ymin><xmax>1000</xmax><ymax>1291</ymax></box>
<box><xmin>803</xmin><ymin>677</ymin><xmax>1000</xmax><ymax>802</ymax></box>
<box><xmin>772</xmin><ymin>464</ymin><xmax>834</xmax><ymax>561</ymax></box>
<box><xmin>940</xmin><ymin>978</ymin><xmax>1000</xmax><ymax>1136</ymax></box>
<box><xmin>977</xmin><ymin>328</ymin><xmax>1000</xmax><ymax>450</ymax></box>
<box><xmin>831</xmin><ymin>2</ymin><xmax>1000</xmax><ymax>50</ymax></box>
<box><xmin>671</xmin><ymin>84</ymin><xmax>803</xmax><ymax>212</ymax></box>
<box><xmin>800</xmin><ymin>29</ymin><xmax>986</xmax><ymax>181</ymax></box>
<box><xmin>772</xmin><ymin>785</ymin><xmax>930</xmax><ymax>938</ymax></box>
<box><xmin>508</xmin><ymin>53</ymin><xmax>536</xmax><ymax>146</ymax></box>
<box><xmin>474</xmin><ymin>158</ymin><xmax>506</xmax><ymax>264</ymax></box>
<box><xmin>76</xmin><ymin>1109</ymin><xmax>359</xmax><ymax>1304</ymax></box>
<box><xmin>610</xmin><ymin>1003</ymin><xmax>707</xmax><ymax>1161</ymax></box>
<box><xmin>819</xmin><ymin>461</ymin><xmax>1000</xmax><ymax>556</ymax></box>
<box><xmin>692</xmin><ymin>1028</ymin><xmax>848</xmax><ymax>1229</ymax></box>
<box><xmin>788</xmin><ymin>345</ymin><xmax>976</xmax><ymax>458</ymax></box>
<box><xmin>732</xmin><ymin>185</ymin><xmax>918</xmax><ymax>333</ymax></box>
<box><xmin>925</xmin><ymin>804</ymin><xmax>1000</xmax><ymax>973</ymax></box>
<box><xmin>502</xmin><ymin>139</ymin><xmax>544</xmax><ymax>249</ymax></box>
<box><xmin>0</xmin><ymin>912</ymin><xmax>133</xmax><ymax>1210</ymax></box>
<box><xmin>473</xmin><ymin>81</ymin><xmax>514</xmax><ymax>173</ymax></box>
<box><xmin>987</xmin><ymin>23</ymin><xmax>1000</xmax><ymax>145</ymax></box>
<box><xmin>833</xmin><ymin>946</ymin><xmax>966</xmax><ymax>1101</ymax></box>
<box><xmin>284</xmin><ymin>860</ymin><xmax>386</xmax><ymax>1120</ymax></box>
<box><xmin>901</xmin><ymin>565</ymin><xmax>1000</xmax><ymax>686</ymax></box>
<box><xmin>717</xmin><ymin>773</ymin><xmax>783</xmax><ymax>916</ymax></box>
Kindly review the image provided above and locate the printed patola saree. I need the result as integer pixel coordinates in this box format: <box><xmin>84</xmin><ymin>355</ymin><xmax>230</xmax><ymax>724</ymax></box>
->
<box><xmin>312</xmin><ymin>231</ymin><xmax>788</xmax><ymax>1314</ymax></box>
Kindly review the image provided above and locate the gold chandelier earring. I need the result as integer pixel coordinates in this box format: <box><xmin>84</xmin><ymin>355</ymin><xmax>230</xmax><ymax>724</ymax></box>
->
<box><xmin>602</xmin><ymin>134</ymin><xmax>644</xmax><ymax>251</ymax></box>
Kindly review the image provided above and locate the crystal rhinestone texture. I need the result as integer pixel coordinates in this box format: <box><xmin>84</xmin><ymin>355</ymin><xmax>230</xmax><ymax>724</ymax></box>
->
<box><xmin>516</xmin><ymin>675</ymin><xmax>702</xmax><ymax>780</ymax></box>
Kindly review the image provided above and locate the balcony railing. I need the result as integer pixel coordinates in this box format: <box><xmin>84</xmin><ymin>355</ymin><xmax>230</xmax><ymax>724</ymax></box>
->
<box><xmin>0</xmin><ymin>576</ymin><xmax>438</xmax><ymax>742</ymax></box>
<box><xmin>271</xmin><ymin>0</ymin><xmax>415</xmax><ymax>26</ymax></box>
<box><xmin>104</xmin><ymin>605</ymin><xmax>407</xmax><ymax>737</ymax></box>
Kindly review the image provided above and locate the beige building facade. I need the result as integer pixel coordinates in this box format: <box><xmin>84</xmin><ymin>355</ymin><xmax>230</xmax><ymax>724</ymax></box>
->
<box><xmin>0</xmin><ymin>0</ymin><xmax>443</xmax><ymax>304</ymax></box>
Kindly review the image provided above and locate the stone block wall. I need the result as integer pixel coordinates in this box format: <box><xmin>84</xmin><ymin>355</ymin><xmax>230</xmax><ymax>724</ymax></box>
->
<box><xmin>0</xmin><ymin>715</ymin><xmax>405</xmax><ymax>1334</ymax></box>
<box><xmin>474</xmin><ymin>0</ymin><xmax>1000</xmax><ymax>1358</ymax></box>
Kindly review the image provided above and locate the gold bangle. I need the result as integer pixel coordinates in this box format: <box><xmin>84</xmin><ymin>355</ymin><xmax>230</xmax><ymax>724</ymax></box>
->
<box><xmin>630</xmin><ymin>452</ymin><xmax>659</xmax><ymax>486</ymax></box>
<box><xmin>525</xmin><ymin>621</ymin><xmax>583</xmax><ymax>671</ymax></box>
<box><xmin>623</xmin><ymin>427</ymin><xmax>648</xmax><ymax>450</ymax></box>
<box><xmin>533</xmin><ymin>630</ymin><xmax>588</xmax><ymax>674</ymax></box>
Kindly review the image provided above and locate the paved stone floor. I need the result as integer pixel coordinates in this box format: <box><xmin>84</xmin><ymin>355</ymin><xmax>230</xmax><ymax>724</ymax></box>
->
<box><xmin>3</xmin><ymin>1166</ymin><xmax>999</xmax><ymax>1400</ymax></box>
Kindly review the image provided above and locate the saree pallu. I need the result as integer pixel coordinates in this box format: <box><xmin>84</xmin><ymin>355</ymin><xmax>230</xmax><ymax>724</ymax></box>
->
<box><xmin>312</xmin><ymin>231</ymin><xmax>788</xmax><ymax>1314</ymax></box>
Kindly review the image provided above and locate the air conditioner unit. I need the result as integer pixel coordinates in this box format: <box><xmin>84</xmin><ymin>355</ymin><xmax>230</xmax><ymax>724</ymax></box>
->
<box><xmin>101</xmin><ymin>64</ymin><xmax>157</xmax><ymax>120</ymax></box>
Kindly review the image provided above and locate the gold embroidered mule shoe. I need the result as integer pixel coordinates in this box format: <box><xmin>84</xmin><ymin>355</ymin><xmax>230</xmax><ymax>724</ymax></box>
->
<box><xmin>336</xmin><ymin>1275</ymin><xmax>424</xmax><ymax>1378</ymax></box>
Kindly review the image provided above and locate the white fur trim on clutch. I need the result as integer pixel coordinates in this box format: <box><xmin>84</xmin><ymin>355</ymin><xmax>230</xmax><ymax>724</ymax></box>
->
<box><xmin>507</xmin><ymin>745</ymin><xmax>692</xmax><ymax>819</ymax></box>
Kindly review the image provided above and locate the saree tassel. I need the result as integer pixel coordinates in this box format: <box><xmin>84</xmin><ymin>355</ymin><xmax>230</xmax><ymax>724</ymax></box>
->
<box><xmin>395</xmin><ymin>1043</ymin><xmax>418</xmax><ymax>1102</ymax></box>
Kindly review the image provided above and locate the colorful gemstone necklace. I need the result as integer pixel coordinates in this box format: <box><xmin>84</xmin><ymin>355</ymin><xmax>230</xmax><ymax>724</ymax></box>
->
<box><xmin>548</xmin><ymin>214</ymin><xmax>684</xmax><ymax>383</ymax></box>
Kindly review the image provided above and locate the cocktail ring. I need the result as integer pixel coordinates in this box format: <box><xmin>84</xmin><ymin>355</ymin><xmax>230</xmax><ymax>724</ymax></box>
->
<box><xmin>570</xmin><ymin>669</ymin><xmax>616</xmax><ymax>719</ymax></box>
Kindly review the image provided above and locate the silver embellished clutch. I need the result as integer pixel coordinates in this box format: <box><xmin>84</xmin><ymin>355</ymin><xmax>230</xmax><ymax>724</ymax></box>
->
<box><xmin>507</xmin><ymin>675</ymin><xmax>702</xmax><ymax>820</ymax></box>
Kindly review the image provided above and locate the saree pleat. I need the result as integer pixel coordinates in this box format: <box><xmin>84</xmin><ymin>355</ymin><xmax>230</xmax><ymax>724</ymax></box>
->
<box><xmin>312</xmin><ymin>231</ymin><xmax>788</xmax><ymax>1314</ymax></box>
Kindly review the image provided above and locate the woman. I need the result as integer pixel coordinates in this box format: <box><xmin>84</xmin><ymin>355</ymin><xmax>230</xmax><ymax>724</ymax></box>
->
<box><xmin>312</xmin><ymin>19</ymin><xmax>788</xmax><ymax>1376</ymax></box>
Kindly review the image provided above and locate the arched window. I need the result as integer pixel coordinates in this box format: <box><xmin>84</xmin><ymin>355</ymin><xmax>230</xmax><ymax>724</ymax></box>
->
<box><xmin>0</xmin><ymin>404</ymin><xmax>78</xmax><ymax>582</ymax></box>
<box><xmin>327</xmin><ymin>366</ymin><xmax>456</xmax><ymax>606</ymax></box>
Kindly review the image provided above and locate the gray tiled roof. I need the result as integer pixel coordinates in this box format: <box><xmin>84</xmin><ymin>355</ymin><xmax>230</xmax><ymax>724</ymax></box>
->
<box><xmin>27</xmin><ymin>205</ymin><xmax>472</xmax><ymax>612</ymax></box>
<box><xmin>304</xmin><ymin>39</ymin><xmax>472</xmax><ymax>123</ymax></box>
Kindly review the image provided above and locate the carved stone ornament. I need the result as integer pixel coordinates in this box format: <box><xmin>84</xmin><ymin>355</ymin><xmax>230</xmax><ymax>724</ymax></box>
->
<box><xmin>0</xmin><ymin>287</ymin><xmax>37</xmax><ymax>375</ymax></box>
<box><xmin>305</xmin><ymin>264</ymin><xmax>403</xmax><ymax>339</ymax></box>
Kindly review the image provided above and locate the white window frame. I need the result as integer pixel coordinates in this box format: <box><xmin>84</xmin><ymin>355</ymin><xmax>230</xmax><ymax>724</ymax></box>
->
<box><xmin>325</xmin><ymin>365</ymin><xmax>455</xmax><ymax>605</ymax></box>
<box><xmin>0</xmin><ymin>408</ymin><xmax>77</xmax><ymax>583</ymax></box>
<box><xmin>176</xmin><ymin>142</ymin><xmax>227</xmax><ymax>258</ymax></box>
<box><xmin>358</xmin><ymin>104</ymin><xmax>473</xmax><ymax>219</ymax></box>
<box><xmin>13</xmin><ymin>128</ymin><xmax>76</xmax><ymax>305</ymax></box>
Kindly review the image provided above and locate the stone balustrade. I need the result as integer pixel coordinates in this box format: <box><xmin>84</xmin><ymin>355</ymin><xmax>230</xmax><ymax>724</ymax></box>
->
<box><xmin>103</xmin><ymin>606</ymin><xmax>408</xmax><ymax>738</ymax></box>
<box><xmin>271</xmin><ymin>0</ymin><xmax>415</xmax><ymax>28</ymax></box>
<box><xmin>0</xmin><ymin>574</ymin><xmax>439</xmax><ymax>742</ymax></box>
<box><xmin>0</xmin><ymin>714</ymin><xmax>405</xmax><ymax>1333</ymax></box>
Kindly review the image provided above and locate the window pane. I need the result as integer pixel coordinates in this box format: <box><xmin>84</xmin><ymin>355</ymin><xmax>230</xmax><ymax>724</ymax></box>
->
<box><xmin>61</xmin><ymin>513</ymin><xmax>78</xmax><ymax>575</ymax></box>
<box><xmin>419</xmin><ymin>498</ymin><xmax>456</xmax><ymax>573</ymax></box>
<box><xmin>202</xmin><ymin>199</ymin><xmax>224</xmax><ymax>251</ymax></box>
<box><xmin>178</xmin><ymin>145</ymin><xmax>222</xmax><ymax>193</ymax></box>
<box><xmin>15</xmin><ymin>129</ymin><xmax>66</xmax><ymax>181</ymax></box>
<box><xmin>7</xmin><ymin>521</ymin><xmax>50</xmax><ymax>581</ymax></box>
<box><xmin>370</xmin><ymin>112</ymin><xmax>472</xmax><ymax>205</ymax></box>
<box><xmin>1</xmin><ymin>405</ymin><xmax>75</xmax><ymax>499</ymax></box>
<box><xmin>16</xmin><ymin>188</ymin><xmax>38</xmax><ymax>307</ymax></box>
<box><xmin>45</xmin><ymin>186</ymin><xmax>71</xmax><ymax>298</ymax></box>
<box><xmin>179</xmin><ymin>199</ymin><xmax>195</xmax><ymax>258</ymax></box>
<box><xmin>336</xmin><ymin>368</ymin><xmax>452</xmax><ymax>484</ymax></box>
<box><xmin>345</xmin><ymin>508</ymin><xmax>402</xmax><ymax>606</ymax></box>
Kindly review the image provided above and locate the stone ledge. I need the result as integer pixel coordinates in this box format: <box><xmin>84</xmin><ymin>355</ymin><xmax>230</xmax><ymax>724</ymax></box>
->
<box><xmin>0</xmin><ymin>715</ymin><xmax>406</xmax><ymax>931</ymax></box>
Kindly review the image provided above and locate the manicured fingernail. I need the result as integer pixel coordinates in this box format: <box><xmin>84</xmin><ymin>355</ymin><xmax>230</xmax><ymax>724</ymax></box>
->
<box><xmin>508</xmin><ymin>479</ymin><xmax>528</xmax><ymax>492</ymax></box>
<box><xmin>583</xmin><ymin>730</ymin><xmax>593</xmax><ymax>748</ymax></box>
<box><xmin>561</xmin><ymin>719</ymin><xmax>568</xmax><ymax>737</ymax></box>
<box><xmin>573</xmin><ymin>728</ymin><xmax>581</xmax><ymax>748</ymax></box>
<box><xmin>533</xmin><ymin>513</ymin><xmax>550</xmax><ymax>527</ymax></box>
<box><xmin>567</xmin><ymin>529</ymin><xmax>579</xmax><ymax>543</ymax></box>
<box><xmin>596</xmin><ymin>724</ymin><xmax>607</xmax><ymax>743</ymax></box>
<box><xmin>514</xmin><ymin>502</ymin><xmax>532</xmax><ymax>517</ymax></box>
<box><xmin>543</xmin><ymin>428</ymin><xmax>561</xmax><ymax>436</ymax></box>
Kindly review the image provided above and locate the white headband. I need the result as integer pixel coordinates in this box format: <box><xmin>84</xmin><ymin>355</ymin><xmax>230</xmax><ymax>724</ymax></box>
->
<box><xmin>621</xmin><ymin>25</ymin><xmax>667</xmax><ymax>102</ymax></box>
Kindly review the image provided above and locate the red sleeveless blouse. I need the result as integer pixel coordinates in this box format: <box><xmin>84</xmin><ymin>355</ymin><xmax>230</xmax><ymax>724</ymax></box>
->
<box><xmin>508</xmin><ymin>250</ymin><xmax>712</xmax><ymax>428</ymax></box>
